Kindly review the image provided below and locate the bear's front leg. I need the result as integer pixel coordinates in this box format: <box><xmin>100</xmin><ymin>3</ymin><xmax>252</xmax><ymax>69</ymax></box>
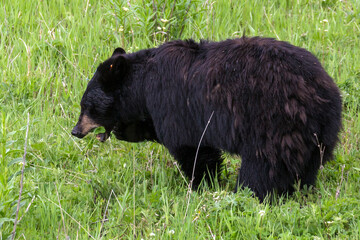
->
<box><xmin>170</xmin><ymin>146</ymin><xmax>223</xmax><ymax>188</ymax></box>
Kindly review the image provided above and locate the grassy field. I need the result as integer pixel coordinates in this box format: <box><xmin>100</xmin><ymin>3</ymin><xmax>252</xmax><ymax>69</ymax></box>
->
<box><xmin>1</xmin><ymin>0</ymin><xmax>360</xmax><ymax>239</ymax></box>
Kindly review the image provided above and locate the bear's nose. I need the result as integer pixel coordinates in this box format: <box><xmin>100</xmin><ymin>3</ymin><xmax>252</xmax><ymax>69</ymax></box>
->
<box><xmin>71</xmin><ymin>126</ymin><xmax>84</xmax><ymax>138</ymax></box>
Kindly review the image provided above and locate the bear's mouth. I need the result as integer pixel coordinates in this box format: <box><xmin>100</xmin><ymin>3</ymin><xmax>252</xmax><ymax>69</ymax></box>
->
<box><xmin>96</xmin><ymin>131</ymin><xmax>110</xmax><ymax>142</ymax></box>
<box><xmin>93</xmin><ymin>125</ymin><xmax>114</xmax><ymax>142</ymax></box>
<box><xmin>71</xmin><ymin>123</ymin><xmax>113</xmax><ymax>142</ymax></box>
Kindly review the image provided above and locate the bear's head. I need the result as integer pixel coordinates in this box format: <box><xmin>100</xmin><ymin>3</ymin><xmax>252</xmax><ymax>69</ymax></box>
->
<box><xmin>71</xmin><ymin>47</ymin><xmax>128</xmax><ymax>142</ymax></box>
<box><xmin>72</xmin><ymin>48</ymin><xmax>158</xmax><ymax>143</ymax></box>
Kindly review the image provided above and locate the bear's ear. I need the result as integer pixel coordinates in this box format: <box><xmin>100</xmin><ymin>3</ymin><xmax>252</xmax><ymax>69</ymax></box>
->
<box><xmin>111</xmin><ymin>54</ymin><xmax>128</xmax><ymax>76</ymax></box>
<box><xmin>97</xmin><ymin>55</ymin><xmax>128</xmax><ymax>87</ymax></box>
<box><xmin>112</xmin><ymin>47</ymin><xmax>126</xmax><ymax>56</ymax></box>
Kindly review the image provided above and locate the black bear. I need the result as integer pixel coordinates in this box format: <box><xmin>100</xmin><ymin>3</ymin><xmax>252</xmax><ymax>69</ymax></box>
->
<box><xmin>72</xmin><ymin>37</ymin><xmax>342</xmax><ymax>201</ymax></box>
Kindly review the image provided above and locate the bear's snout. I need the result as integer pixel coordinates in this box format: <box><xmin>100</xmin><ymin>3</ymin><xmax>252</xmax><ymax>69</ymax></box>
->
<box><xmin>71</xmin><ymin>114</ymin><xmax>101</xmax><ymax>139</ymax></box>
<box><xmin>71</xmin><ymin>125</ymin><xmax>85</xmax><ymax>138</ymax></box>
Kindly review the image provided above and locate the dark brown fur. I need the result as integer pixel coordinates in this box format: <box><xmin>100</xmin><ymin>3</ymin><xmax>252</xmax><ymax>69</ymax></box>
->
<box><xmin>72</xmin><ymin>37</ymin><xmax>342</xmax><ymax>201</ymax></box>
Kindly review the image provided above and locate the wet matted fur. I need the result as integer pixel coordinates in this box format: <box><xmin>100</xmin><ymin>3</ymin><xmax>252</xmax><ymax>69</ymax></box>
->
<box><xmin>72</xmin><ymin>37</ymin><xmax>342</xmax><ymax>201</ymax></box>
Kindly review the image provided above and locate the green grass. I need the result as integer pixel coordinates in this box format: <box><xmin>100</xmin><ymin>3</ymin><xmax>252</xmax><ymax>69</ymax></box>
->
<box><xmin>1</xmin><ymin>0</ymin><xmax>360</xmax><ymax>239</ymax></box>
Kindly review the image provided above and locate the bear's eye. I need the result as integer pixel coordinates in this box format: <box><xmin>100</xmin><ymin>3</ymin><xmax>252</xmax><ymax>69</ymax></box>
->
<box><xmin>89</xmin><ymin>107</ymin><xmax>97</xmax><ymax>116</ymax></box>
<box><xmin>89</xmin><ymin>104</ymin><xmax>106</xmax><ymax>116</ymax></box>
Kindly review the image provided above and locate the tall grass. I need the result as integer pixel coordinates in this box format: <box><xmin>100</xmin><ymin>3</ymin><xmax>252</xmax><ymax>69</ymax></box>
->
<box><xmin>1</xmin><ymin>0</ymin><xmax>359</xmax><ymax>239</ymax></box>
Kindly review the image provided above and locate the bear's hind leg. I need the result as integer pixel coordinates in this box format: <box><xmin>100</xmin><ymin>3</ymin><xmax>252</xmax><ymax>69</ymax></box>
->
<box><xmin>171</xmin><ymin>146</ymin><xmax>223</xmax><ymax>188</ymax></box>
<box><xmin>235</xmin><ymin>153</ymin><xmax>294</xmax><ymax>202</ymax></box>
<box><xmin>300</xmin><ymin>134</ymin><xmax>339</xmax><ymax>189</ymax></box>
<box><xmin>300</xmin><ymin>148</ymin><xmax>322</xmax><ymax>189</ymax></box>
